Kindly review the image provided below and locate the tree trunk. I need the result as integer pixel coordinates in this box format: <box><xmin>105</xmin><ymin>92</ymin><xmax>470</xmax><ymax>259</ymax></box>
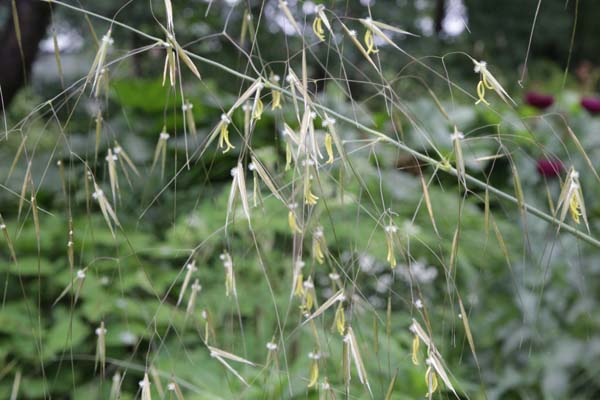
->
<box><xmin>0</xmin><ymin>0</ymin><xmax>51</xmax><ymax>110</ymax></box>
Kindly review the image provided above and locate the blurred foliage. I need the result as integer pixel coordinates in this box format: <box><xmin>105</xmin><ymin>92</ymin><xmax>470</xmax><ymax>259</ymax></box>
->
<box><xmin>1</xmin><ymin>1</ymin><xmax>600</xmax><ymax>399</ymax></box>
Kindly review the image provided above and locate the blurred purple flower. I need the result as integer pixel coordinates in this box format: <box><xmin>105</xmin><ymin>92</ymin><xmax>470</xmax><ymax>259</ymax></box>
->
<box><xmin>524</xmin><ymin>91</ymin><xmax>554</xmax><ymax>110</ymax></box>
<box><xmin>581</xmin><ymin>96</ymin><xmax>600</xmax><ymax>114</ymax></box>
<box><xmin>536</xmin><ymin>159</ymin><xmax>564</xmax><ymax>178</ymax></box>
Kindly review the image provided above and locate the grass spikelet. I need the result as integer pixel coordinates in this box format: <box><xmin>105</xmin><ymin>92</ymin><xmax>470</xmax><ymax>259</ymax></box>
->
<box><xmin>384</xmin><ymin>223</ymin><xmax>398</xmax><ymax>268</ymax></box>
<box><xmin>182</xmin><ymin>101</ymin><xmax>197</xmax><ymax>137</ymax></box>
<box><xmin>307</xmin><ymin>351</ymin><xmax>321</xmax><ymax>387</ymax></box>
<box><xmin>113</xmin><ymin>142</ymin><xmax>140</xmax><ymax>180</ymax></box>
<box><xmin>292</xmin><ymin>259</ymin><xmax>305</xmax><ymax>299</ymax></box>
<box><xmin>301</xmin><ymin>278</ymin><xmax>316</xmax><ymax>314</ymax></box>
<box><xmin>177</xmin><ymin>260</ymin><xmax>197</xmax><ymax>306</ymax></box>
<box><xmin>334</xmin><ymin>302</ymin><xmax>345</xmax><ymax>336</ymax></box>
<box><xmin>472</xmin><ymin>60</ymin><xmax>516</xmax><ymax>106</ymax></box>
<box><xmin>166</xmin><ymin>33</ymin><xmax>201</xmax><ymax>80</ymax></box>
<box><xmin>95</xmin><ymin>321</ymin><xmax>107</xmax><ymax>376</ymax></box>
<box><xmin>312</xmin><ymin>9</ymin><xmax>326</xmax><ymax>41</ymax></box>
<box><xmin>106</xmin><ymin>148</ymin><xmax>120</xmax><ymax>206</ymax></box>
<box><xmin>265</xmin><ymin>340</ymin><xmax>280</xmax><ymax>371</ymax></box>
<box><xmin>87</xmin><ymin>29</ymin><xmax>112</xmax><ymax>95</ymax></box>
<box><xmin>277</xmin><ymin>1</ymin><xmax>302</xmax><ymax>36</ymax></box>
<box><xmin>425</xmin><ymin>364</ymin><xmax>439</xmax><ymax>398</ymax></box>
<box><xmin>419</xmin><ymin>172</ymin><xmax>439</xmax><ymax>235</ymax></box>
<box><xmin>303</xmin><ymin>159</ymin><xmax>319</xmax><ymax>205</ymax></box>
<box><xmin>186</xmin><ymin>279</ymin><xmax>202</xmax><ymax>318</ymax></box>
<box><xmin>343</xmin><ymin>327</ymin><xmax>372</xmax><ymax>395</ymax></box>
<box><xmin>220</xmin><ymin>252</ymin><xmax>236</xmax><ymax>298</ymax></box>
<box><xmin>208</xmin><ymin>346</ymin><xmax>256</xmax><ymax>386</ymax></box>
<box><xmin>17</xmin><ymin>161</ymin><xmax>32</xmax><ymax>221</ymax></box>
<box><xmin>218</xmin><ymin>114</ymin><xmax>234</xmax><ymax>153</ymax></box>
<box><xmin>9</xmin><ymin>369</ymin><xmax>21</xmax><ymax>400</ymax></box>
<box><xmin>249</xmin><ymin>155</ymin><xmax>283</xmax><ymax>202</ymax></box>
<box><xmin>53</xmin><ymin>267</ymin><xmax>87</xmax><ymax>306</ymax></box>
<box><xmin>201</xmin><ymin>309</ymin><xmax>215</xmax><ymax>344</ymax></box>
<box><xmin>451</xmin><ymin>127</ymin><xmax>466</xmax><ymax>189</ymax></box>
<box><xmin>288</xmin><ymin>204</ymin><xmax>302</xmax><ymax>234</ymax></box>
<box><xmin>566</xmin><ymin>126</ymin><xmax>600</xmax><ymax>183</ymax></box>
<box><xmin>7</xmin><ymin>134</ymin><xmax>27</xmax><ymax>180</ymax></box>
<box><xmin>303</xmin><ymin>289</ymin><xmax>345</xmax><ymax>326</ymax></box>
<box><xmin>92</xmin><ymin>181</ymin><xmax>120</xmax><ymax>238</ymax></box>
<box><xmin>162</xmin><ymin>42</ymin><xmax>176</xmax><ymax>87</ymax></box>
<box><xmin>252</xmin><ymin>84</ymin><xmax>265</xmax><ymax>121</ymax></box>
<box><xmin>167</xmin><ymin>379</ymin><xmax>185</xmax><ymax>400</ymax></box>
<box><xmin>411</xmin><ymin>333</ymin><xmax>420</xmax><ymax>365</ymax></box>
<box><xmin>458</xmin><ymin>296</ymin><xmax>479</xmax><ymax>365</ymax></box>
<box><xmin>312</xmin><ymin>226</ymin><xmax>326</xmax><ymax>264</ymax></box>
<box><xmin>0</xmin><ymin>214</ymin><xmax>18</xmax><ymax>264</ymax></box>
<box><xmin>151</xmin><ymin>129</ymin><xmax>170</xmax><ymax>179</ymax></box>
<box><xmin>95</xmin><ymin>110</ymin><xmax>103</xmax><ymax>162</ymax></box>
<box><xmin>110</xmin><ymin>372</ymin><xmax>122</xmax><ymax>400</ymax></box>
<box><xmin>139</xmin><ymin>373</ymin><xmax>152</xmax><ymax>400</ymax></box>
<box><xmin>10</xmin><ymin>0</ymin><xmax>24</xmax><ymax>68</ymax></box>
<box><xmin>164</xmin><ymin>0</ymin><xmax>174</xmax><ymax>33</ymax></box>
<box><xmin>247</xmin><ymin>162</ymin><xmax>261</xmax><ymax>207</ymax></box>
<box><xmin>340</xmin><ymin>22</ymin><xmax>379</xmax><ymax>72</ymax></box>
<box><xmin>269</xmin><ymin>74</ymin><xmax>282</xmax><ymax>110</ymax></box>
<box><xmin>557</xmin><ymin>167</ymin><xmax>589</xmax><ymax>231</ymax></box>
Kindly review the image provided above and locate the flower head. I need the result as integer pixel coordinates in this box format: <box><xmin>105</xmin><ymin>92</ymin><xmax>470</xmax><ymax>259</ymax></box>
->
<box><xmin>581</xmin><ymin>96</ymin><xmax>600</xmax><ymax>114</ymax></box>
<box><xmin>524</xmin><ymin>91</ymin><xmax>554</xmax><ymax>110</ymax></box>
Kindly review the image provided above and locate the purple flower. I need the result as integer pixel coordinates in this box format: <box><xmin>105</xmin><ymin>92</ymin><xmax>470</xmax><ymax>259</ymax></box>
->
<box><xmin>536</xmin><ymin>159</ymin><xmax>564</xmax><ymax>178</ymax></box>
<box><xmin>524</xmin><ymin>91</ymin><xmax>554</xmax><ymax>110</ymax></box>
<box><xmin>581</xmin><ymin>97</ymin><xmax>600</xmax><ymax>114</ymax></box>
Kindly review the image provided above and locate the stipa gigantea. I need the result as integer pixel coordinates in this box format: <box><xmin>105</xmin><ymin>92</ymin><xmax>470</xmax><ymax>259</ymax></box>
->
<box><xmin>307</xmin><ymin>351</ymin><xmax>321</xmax><ymax>388</ymax></box>
<box><xmin>247</xmin><ymin>162</ymin><xmax>262</xmax><ymax>207</ymax></box>
<box><xmin>105</xmin><ymin>148</ymin><xmax>120</xmax><ymax>206</ymax></box>
<box><xmin>277</xmin><ymin>1</ymin><xmax>302</xmax><ymax>36</ymax></box>
<box><xmin>557</xmin><ymin>167</ymin><xmax>590</xmax><ymax>231</ymax></box>
<box><xmin>458</xmin><ymin>296</ymin><xmax>479</xmax><ymax>366</ymax></box>
<box><xmin>301</xmin><ymin>278</ymin><xmax>317</xmax><ymax>315</ymax></box>
<box><xmin>95</xmin><ymin>110</ymin><xmax>103</xmax><ymax>162</ymax></box>
<box><xmin>53</xmin><ymin>268</ymin><xmax>88</xmax><ymax>306</ymax></box>
<box><xmin>7</xmin><ymin>134</ymin><xmax>27</xmax><ymax>180</ymax></box>
<box><xmin>252</xmin><ymin>82</ymin><xmax>265</xmax><ymax>121</ymax></box>
<box><xmin>333</xmin><ymin>301</ymin><xmax>345</xmax><ymax>336</ymax></box>
<box><xmin>303</xmin><ymin>159</ymin><xmax>319</xmax><ymax>205</ymax></box>
<box><xmin>113</xmin><ymin>142</ymin><xmax>140</xmax><ymax>181</ymax></box>
<box><xmin>182</xmin><ymin>101</ymin><xmax>197</xmax><ymax>137</ymax></box>
<box><xmin>201</xmin><ymin>308</ymin><xmax>216</xmax><ymax>344</ymax></box>
<box><xmin>328</xmin><ymin>272</ymin><xmax>341</xmax><ymax>291</ymax></box>
<box><xmin>320</xmin><ymin>378</ymin><xmax>336</xmax><ymax>400</ymax></box>
<box><xmin>359</xmin><ymin>17</ymin><xmax>417</xmax><ymax>57</ymax></box>
<box><xmin>0</xmin><ymin>214</ymin><xmax>18</xmax><ymax>264</ymax></box>
<box><xmin>92</xmin><ymin>182</ymin><xmax>120</xmax><ymax>238</ymax></box>
<box><xmin>177</xmin><ymin>260</ymin><xmax>197</xmax><ymax>307</ymax></box>
<box><xmin>226</xmin><ymin>164</ymin><xmax>251</xmax><ymax>223</ymax></box>
<box><xmin>150</xmin><ymin>366</ymin><xmax>165</xmax><ymax>399</ymax></box>
<box><xmin>208</xmin><ymin>346</ymin><xmax>256</xmax><ymax>386</ymax></box>
<box><xmin>220</xmin><ymin>252</ymin><xmax>237</xmax><ymax>298</ymax></box>
<box><xmin>472</xmin><ymin>60</ymin><xmax>516</xmax><ymax>106</ymax></box>
<box><xmin>451</xmin><ymin>127</ymin><xmax>466</xmax><ymax>189</ymax></box>
<box><xmin>162</xmin><ymin>42</ymin><xmax>176</xmax><ymax>87</ymax></box>
<box><xmin>410</xmin><ymin>319</ymin><xmax>458</xmax><ymax>397</ymax></box>
<box><xmin>167</xmin><ymin>379</ymin><xmax>185</xmax><ymax>400</ymax></box>
<box><xmin>384</xmin><ymin>223</ymin><xmax>398</xmax><ymax>268</ymax></box>
<box><xmin>164</xmin><ymin>0</ymin><xmax>174</xmax><ymax>33</ymax></box>
<box><xmin>165</xmin><ymin>32</ymin><xmax>201</xmax><ymax>80</ymax></box>
<box><xmin>17</xmin><ymin>160</ymin><xmax>32</xmax><ymax>221</ymax></box>
<box><xmin>218</xmin><ymin>114</ymin><xmax>234</xmax><ymax>153</ymax></box>
<box><xmin>340</xmin><ymin>23</ymin><xmax>379</xmax><ymax>72</ymax></box>
<box><xmin>384</xmin><ymin>370</ymin><xmax>398</xmax><ymax>400</ymax></box>
<box><xmin>321</xmin><ymin>116</ymin><xmax>337</xmax><ymax>165</ymax></box>
<box><xmin>343</xmin><ymin>327</ymin><xmax>372</xmax><ymax>395</ymax></box>
<box><xmin>303</xmin><ymin>289</ymin><xmax>345</xmax><ymax>326</ymax></box>
<box><xmin>95</xmin><ymin>321</ymin><xmax>107</xmax><ymax>376</ymax></box>
<box><xmin>265</xmin><ymin>340</ymin><xmax>280</xmax><ymax>372</ymax></box>
<box><xmin>249</xmin><ymin>155</ymin><xmax>283</xmax><ymax>202</ymax></box>
<box><xmin>87</xmin><ymin>29</ymin><xmax>113</xmax><ymax>95</ymax></box>
<box><xmin>288</xmin><ymin>203</ymin><xmax>302</xmax><ymax>234</ymax></box>
<box><xmin>269</xmin><ymin>74</ymin><xmax>282</xmax><ymax>110</ymax></box>
<box><xmin>139</xmin><ymin>373</ymin><xmax>152</xmax><ymax>400</ymax></box>
<box><xmin>109</xmin><ymin>372</ymin><xmax>122</xmax><ymax>400</ymax></box>
<box><xmin>419</xmin><ymin>172</ymin><xmax>439</xmax><ymax>236</ymax></box>
<box><xmin>312</xmin><ymin>6</ymin><xmax>326</xmax><ymax>41</ymax></box>
<box><xmin>151</xmin><ymin>129</ymin><xmax>170</xmax><ymax>179</ymax></box>
<box><xmin>312</xmin><ymin>226</ymin><xmax>327</xmax><ymax>264</ymax></box>
<box><xmin>94</xmin><ymin>67</ymin><xmax>110</xmax><ymax>99</ymax></box>
<box><xmin>185</xmin><ymin>279</ymin><xmax>202</xmax><ymax>319</ymax></box>
<box><xmin>425</xmin><ymin>361</ymin><xmax>439</xmax><ymax>399</ymax></box>
<box><xmin>292</xmin><ymin>259</ymin><xmax>305</xmax><ymax>299</ymax></box>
